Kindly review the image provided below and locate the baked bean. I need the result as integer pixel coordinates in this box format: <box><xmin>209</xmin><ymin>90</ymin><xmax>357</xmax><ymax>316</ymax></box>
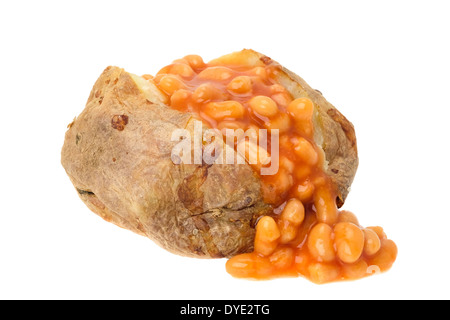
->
<box><xmin>307</xmin><ymin>223</ymin><xmax>336</xmax><ymax>262</ymax></box>
<box><xmin>249</xmin><ymin>96</ymin><xmax>279</xmax><ymax>117</ymax></box>
<box><xmin>368</xmin><ymin>239</ymin><xmax>397</xmax><ymax>271</ymax></box>
<box><xmin>308</xmin><ymin>262</ymin><xmax>340</xmax><ymax>284</ymax></box>
<box><xmin>290</xmin><ymin>210</ymin><xmax>317</xmax><ymax>248</ymax></box>
<box><xmin>294</xmin><ymin>165</ymin><xmax>312</xmax><ymax>181</ymax></box>
<box><xmin>294</xmin><ymin>180</ymin><xmax>315</xmax><ymax>203</ymax></box>
<box><xmin>278</xmin><ymin>135</ymin><xmax>292</xmax><ymax>151</ymax></box>
<box><xmin>183</xmin><ymin>54</ymin><xmax>206</xmax><ymax>70</ymax></box>
<box><xmin>293</xmin><ymin>136</ymin><xmax>318</xmax><ymax>166</ymax></box>
<box><xmin>225</xmin><ymin>253</ymin><xmax>274</xmax><ymax>278</ymax></box>
<box><xmin>225</xmin><ymin>253</ymin><xmax>255</xmax><ymax>278</ymax></box>
<box><xmin>269</xmin><ymin>247</ymin><xmax>294</xmax><ymax>270</ymax></box>
<box><xmin>278</xmin><ymin>221</ymin><xmax>297</xmax><ymax>245</ymax></box>
<box><xmin>363</xmin><ymin>228</ymin><xmax>381</xmax><ymax>256</ymax></box>
<box><xmin>338</xmin><ymin>210</ymin><xmax>360</xmax><ymax>225</ymax></box>
<box><xmin>279</xmin><ymin>199</ymin><xmax>305</xmax><ymax>244</ymax></box>
<box><xmin>246</xmin><ymin>75</ymin><xmax>264</xmax><ymax>88</ymax></box>
<box><xmin>208</xmin><ymin>50</ymin><xmax>264</xmax><ymax>67</ymax></box>
<box><xmin>241</xmin><ymin>125</ymin><xmax>260</xmax><ymax>146</ymax></box>
<box><xmin>264</xmin><ymin>113</ymin><xmax>291</xmax><ymax>133</ymax></box>
<box><xmin>227</xmin><ymin>76</ymin><xmax>252</xmax><ymax>94</ymax></box>
<box><xmin>274</xmin><ymin>169</ymin><xmax>294</xmax><ymax>194</ymax></box>
<box><xmin>367</xmin><ymin>226</ymin><xmax>387</xmax><ymax>240</ymax></box>
<box><xmin>203</xmin><ymin>101</ymin><xmax>245</xmax><ymax>120</ymax></box>
<box><xmin>142</xmin><ymin>74</ymin><xmax>153</xmax><ymax>80</ymax></box>
<box><xmin>158</xmin><ymin>75</ymin><xmax>187</xmax><ymax>95</ymax></box>
<box><xmin>341</xmin><ymin>259</ymin><xmax>369</xmax><ymax>279</ymax></box>
<box><xmin>170</xmin><ymin>89</ymin><xmax>191</xmax><ymax>111</ymax></box>
<box><xmin>271</xmin><ymin>93</ymin><xmax>293</xmax><ymax>108</ymax></box>
<box><xmin>198</xmin><ymin>66</ymin><xmax>234</xmax><ymax>81</ymax></box>
<box><xmin>287</xmin><ymin>97</ymin><xmax>314</xmax><ymax>137</ymax></box>
<box><xmin>254</xmin><ymin>256</ymin><xmax>277</xmax><ymax>278</ymax></box>
<box><xmin>250</xmin><ymin>66</ymin><xmax>268</xmax><ymax>81</ymax></box>
<box><xmin>280</xmin><ymin>156</ymin><xmax>295</xmax><ymax>174</ymax></box>
<box><xmin>217</xmin><ymin>120</ymin><xmax>245</xmax><ymax>134</ymax></box>
<box><xmin>217</xmin><ymin>126</ymin><xmax>245</xmax><ymax>149</ymax></box>
<box><xmin>237</xmin><ymin>140</ymin><xmax>271</xmax><ymax>167</ymax></box>
<box><xmin>172</xmin><ymin>58</ymin><xmax>188</xmax><ymax>64</ymax></box>
<box><xmin>270</xmin><ymin>84</ymin><xmax>292</xmax><ymax>107</ymax></box>
<box><xmin>158</xmin><ymin>63</ymin><xmax>195</xmax><ymax>79</ymax></box>
<box><xmin>313</xmin><ymin>175</ymin><xmax>327</xmax><ymax>187</ymax></box>
<box><xmin>254</xmin><ymin>216</ymin><xmax>281</xmax><ymax>256</ymax></box>
<box><xmin>294</xmin><ymin>250</ymin><xmax>310</xmax><ymax>276</ymax></box>
<box><xmin>280</xmin><ymin>198</ymin><xmax>305</xmax><ymax>225</ymax></box>
<box><xmin>287</xmin><ymin>97</ymin><xmax>314</xmax><ymax>121</ymax></box>
<box><xmin>314</xmin><ymin>186</ymin><xmax>338</xmax><ymax>225</ymax></box>
<box><xmin>256</xmin><ymin>216</ymin><xmax>281</xmax><ymax>242</ymax></box>
<box><xmin>152</xmin><ymin>73</ymin><xmax>164</xmax><ymax>84</ymax></box>
<box><xmin>334</xmin><ymin>222</ymin><xmax>365</xmax><ymax>264</ymax></box>
<box><xmin>270</xmin><ymin>84</ymin><xmax>287</xmax><ymax>94</ymax></box>
<box><xmin>192</xmin><ymin>83</ymin><xmax>227</xmax><ymax>103</ymax></box>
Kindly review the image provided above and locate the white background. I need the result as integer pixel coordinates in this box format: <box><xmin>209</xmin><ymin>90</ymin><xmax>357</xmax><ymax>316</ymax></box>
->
<box><xmin>1</xmin><ymin>0</ymin><xmax>449</xmax><ymax>300</ymax></box>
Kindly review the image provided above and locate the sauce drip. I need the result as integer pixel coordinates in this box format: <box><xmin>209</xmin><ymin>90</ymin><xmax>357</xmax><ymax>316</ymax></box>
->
<box><xmin>148</xmin><ymin>53</ymin><xmax>397</xmax><ymax>283</ymax></box>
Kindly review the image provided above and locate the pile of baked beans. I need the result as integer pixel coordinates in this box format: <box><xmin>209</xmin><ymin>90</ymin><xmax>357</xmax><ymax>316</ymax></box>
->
<box><xmin>148</xmin><ymin>54</ymin><xmax>397</xmax><ymax>284</ymax></box>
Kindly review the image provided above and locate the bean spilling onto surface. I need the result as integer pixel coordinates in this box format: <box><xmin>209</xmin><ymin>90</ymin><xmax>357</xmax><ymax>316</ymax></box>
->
<box><xmin>150</xmin><ymin>54</ymin><xmax>397</xmax><ymax>284</ymax></box>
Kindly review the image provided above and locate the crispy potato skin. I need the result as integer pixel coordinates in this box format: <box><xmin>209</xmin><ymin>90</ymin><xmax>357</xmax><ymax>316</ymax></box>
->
<box><xmin>61</xmin><ymin>66</ymin><xmax>272</xmax><ymax>258</ymax></box>
<box><xmin>61</xmin><ymin>51</ymin><xmax>358</xmax><ymax>258</ymax></box>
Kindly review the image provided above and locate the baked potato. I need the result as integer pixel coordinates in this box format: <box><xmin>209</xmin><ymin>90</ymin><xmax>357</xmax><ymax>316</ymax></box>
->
<box><xmin>61</xmin><ymin>49</ymin><xmax>358</xmax><ymax>259</ymax></box>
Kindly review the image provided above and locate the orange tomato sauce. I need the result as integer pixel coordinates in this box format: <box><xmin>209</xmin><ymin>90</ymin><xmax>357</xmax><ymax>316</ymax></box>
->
<box><xmin>148</xmin><ymin>54</ymin><xmax>397</xmax><ymax>284</ymax></box>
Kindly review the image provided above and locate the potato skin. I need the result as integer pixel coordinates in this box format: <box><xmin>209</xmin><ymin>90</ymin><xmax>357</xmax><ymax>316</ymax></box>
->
<box><xmin>61</xmin><ymin>51</ymin><xmax>358</xmax><ymax>258</ymax></box>
<box><xmin>61</xmin><ymin>66</ymin><xmax>272</xmax><ymax>258</ymax></box>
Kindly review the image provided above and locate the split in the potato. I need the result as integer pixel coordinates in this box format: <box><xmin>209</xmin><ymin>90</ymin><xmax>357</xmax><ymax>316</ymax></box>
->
<box><xmin>148</xmin><ymin>50</ymin><xmax>397</xmax><ymax>284</ymax></box>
